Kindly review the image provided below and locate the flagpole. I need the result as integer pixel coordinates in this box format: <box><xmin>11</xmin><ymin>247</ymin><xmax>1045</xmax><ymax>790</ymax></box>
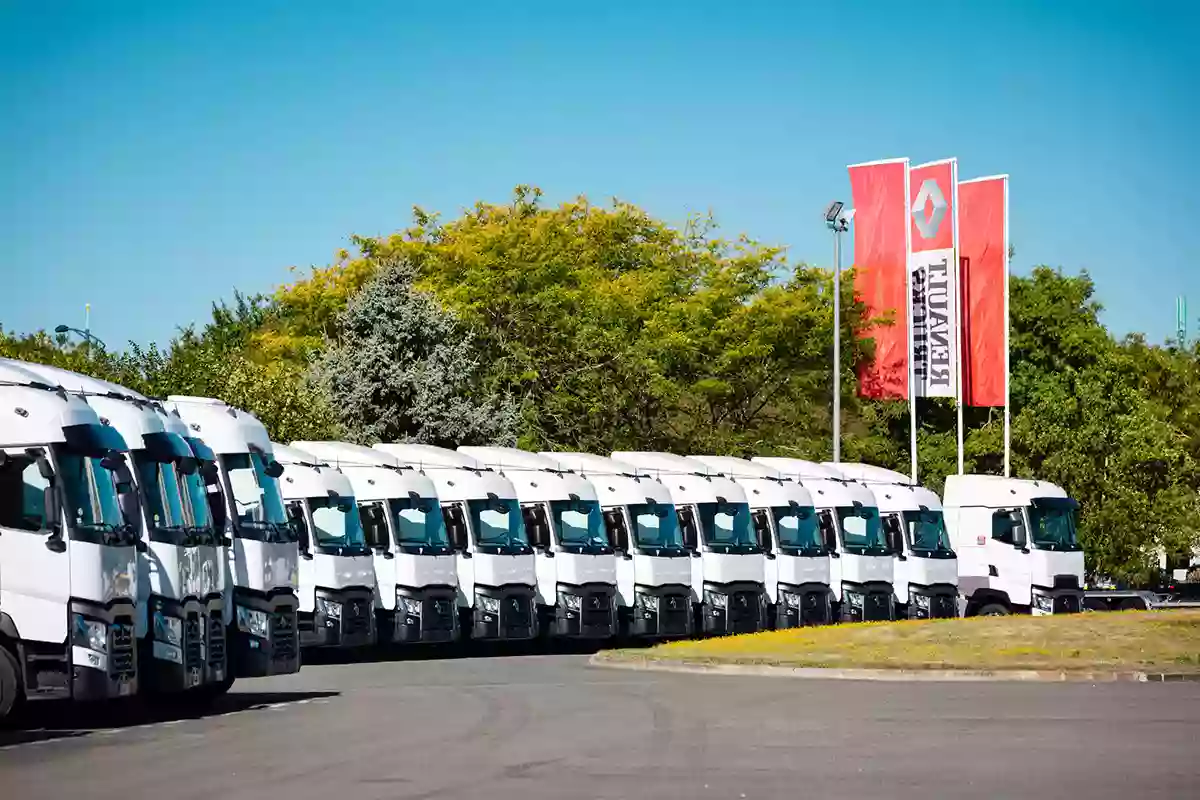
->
<box><xmin>1003</xmin><ymin>176</ymin><xmax>1011</xmax><ymax>478</ymax></box>
<box><xmin>952</xmin><ymin>160</ymin><xmax>964</xmax><ymax>475</ymax></box>
<box><xmin>905</xmin><ymin>163</ymin><xmax>917</xmax><ymax>484</ymax></box>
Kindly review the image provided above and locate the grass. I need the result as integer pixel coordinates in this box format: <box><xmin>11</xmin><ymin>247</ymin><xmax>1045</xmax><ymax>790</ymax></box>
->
<box><xmin>599</xmin><ymin>611</ymin><xmax>1200</xmax><ymax>674</ymax></box>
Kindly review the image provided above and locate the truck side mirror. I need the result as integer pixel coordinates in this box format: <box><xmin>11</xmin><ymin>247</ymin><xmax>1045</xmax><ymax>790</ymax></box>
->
<box><xmin>201</xmin><ymin>462</ymin><xmax>220</xmax><ymax>485</ymax></box>
<box><xmin>884</xmin><ymin>516</ymin><xmax>906</xmax><ymax>559</ymax></box>
<box><xmin>43</xmin><ymin>485</ymin><xmax>66</xmax><ymax>552</ymax></box>
<box><xmin>288</xmin><ymin>504</ymin><xmax>312</xmax><ymax>558</ymax></box>
<box><xmin>818</xmin><ymin>511</ymin><xmax>839</xmax><ymax>556</ymax></box>
<box><xmin>442</xmin><ymin>506</ymin><xmax>468</xmax><ymax>551</ymax></box>
<box><xmin>751</xmin><ymin>509</ymin><xmax>772</xmax><ymax>553</ymax></box>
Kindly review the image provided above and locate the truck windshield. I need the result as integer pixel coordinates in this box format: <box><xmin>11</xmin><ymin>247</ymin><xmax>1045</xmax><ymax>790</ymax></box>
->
<box><xmin>224</xmin><ymin>452</ymin><xmax>290</xmax><ymax>541</ymax></box>
<box><xmin>901</xmin><ymin>509</ymin><xmax>955</xmax><ymax>557</ymax></box>
<box><xmin>771</xmin><ymin>505</ymin><xmax>823</xmax><ymax>553</ymax></box>
<box><xmin>308</xmin><ymin>495</ymin><xmax>369</xmax><ymax>554</ymax></box>
<box><xmin>628</xmin><ymin>502</ymin><xmax>687</xmax><ymax>552</ymax></box>
<box><xmin>549</xmin><ymin>499</ymin><xmax>611</xmax><ymax>554</ymax></box>
<box><xmin>179</xmin><ymin>468</ymin><xmax>214</xmax><ymax>538</ymax></box>
<box><xmin>468</xmin><ymin>497</ymin><xmax>531</xmax><ymax>554</ymax></box>
<box><xmin>1029</xmin><ymin>498</ymin><xmax>1081</xmax><ymax>551</ymax></box>
<box><xmin>836</xmin><ymin>505</ymin><xmax>888</xmax><ymax>555</ymax></box>
<box><xmin>389</xmin><ymin>496</ymin><xmax>452</xmax><ymax>552</ymax></box>
<box><xmin>57</xmin><ymin>451</ymin><xmax>127</xmax><ymax>543</ymax></box>
<box><xmin>696</xmin><ymin>501</ymin><xmax>759</xmax><ymax>553</ymax></box>
<box><xmin>133</xmin><ymin>454</ymin><xmax>187</xmax><ymax>542</ymax></box>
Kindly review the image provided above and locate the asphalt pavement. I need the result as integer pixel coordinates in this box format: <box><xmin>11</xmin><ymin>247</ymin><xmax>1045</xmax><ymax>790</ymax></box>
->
<box><xmin>2</xmin><ymin>647</ymin><xmax>1198</xmax><ymax>799</ymax></box>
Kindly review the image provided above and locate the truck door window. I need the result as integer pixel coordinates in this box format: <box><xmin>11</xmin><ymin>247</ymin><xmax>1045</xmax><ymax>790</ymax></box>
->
<box><xmin>817</xmin><ymin>510</ymin><xmax>838</xmax><ymax>551</ymax></box>
<box><xmin>442</xmin><ymin>503</ymin><xmax>468</xmax><ymax>550</ymax></box>
<box><xmin>0</xmin><ymin>455</ymin><xmax>49</xmax><ymax>532</ymax></box>
<box><xmin>603</xmin><ymin>508</ymin><xmax>629</xmax><ymax>552</ymax></box>
<box><xmin>751</xmin><ymin>508</ymin><xmax>773</xmax><ymax>553</ymax></box>
<box><xmin>677</xmin><ymin>506</ymin><xmax>699</xmax><ymax>550</ymax></box>
<box><xmin>359</xmin><ymin>501</ymin><xmax>388</xmax><ymax>550</ymax></box>
<box><xmin>991</xmin><ymin>508</ymin><xmax>1026</xmax><ymax>547</ymax></box>
<box><xmin>521</xmin><ymin>503</ymin><xmax>551</xmax><ymax>549</ymax></box>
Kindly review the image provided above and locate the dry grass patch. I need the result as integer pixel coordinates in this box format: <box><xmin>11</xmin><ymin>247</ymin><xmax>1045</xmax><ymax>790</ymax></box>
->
<box><xmin>600</xmin><ymin>611</ymin><xmax>1200</xmax><ymax>673</ymax></box>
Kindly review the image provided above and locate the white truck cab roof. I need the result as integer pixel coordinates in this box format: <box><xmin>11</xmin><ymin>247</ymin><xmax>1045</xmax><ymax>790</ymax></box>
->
<box><xmin>164</xmin><ymin>396</ymin><xmax>273</xmax><ymax>456</ymax></box>
<box><xmin>375</xmin><ymin>443</ymin><xmax>517</xmax><ymax>502</ymax></box>
<box><xmin>272</xmin><ymin>442</ymin><xmax>355</xmax><ymax>500</ymax></box>
<box><xmin>943</xmin><ymin>474</ymin><xmax>1069</xmax><ymax>509</ymax></box>
<box><xmin>460</xmin><ymin>447</ymin><xmax>598</xmax><ymax>503</ymax></box>
<box><xmin>690</xmin><ymin>455</ymin><xmax>815</xmax><ymax>508</ymax></box>
<box><xmin>752</xmin><ymin>457</ymin><xmax>876</xmax><ymax>510</ymax></box>
<box><xmin>0</xmin><ymin>361</ymin><xmax>106</xmax><ymax>447</ymax></box>
<box><xmin>822</xmin><ymin>462</ymin><xmax>942</xmax><ymax>513</ymax></box>
<box><xmin>541</xmin><ymin>452</ymin><xmax>674</xmax><ymax>507</ymax></box>
<box><xmin>611</xmin><ymin>452</ymin><xmax>749</xmax><ymax>505</ymax></box>
<box><xmin>291</xmin><ymin>440</ymin><xmax>438</xmax><ymax>503</ymax></box>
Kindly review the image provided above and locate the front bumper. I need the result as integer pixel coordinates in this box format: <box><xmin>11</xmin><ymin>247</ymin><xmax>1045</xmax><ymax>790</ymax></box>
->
<box><xmin>551</xmin><ymin>584</ymin><xmax>617</xmax><ymax>639</ymax></box>
<box><xmin>840</xmin><ymin>582</ymin><xmax>895</xmax><ymax>622</ymax></box>
<box><xmin>142</xmin><ymin>594</ymin><xmax>209</xmax><ymax>692</ymax></box>
<box><xmin>628</xmin><ymin>584</ymin><xmax>693</xmax><ymax>638</ymax></box>
<box><xmin>472</xmin><ymin>584</ymin><xmax>537</xmax><ymax>641</ymax></box>
<box><xmin>230</xmin><ymin>589</ymin><xmax>301</xmax><ymax>677</ymax></box>
<box><xmin>905</xmin><ymin>584</ymin><xmax>959</xmax><ymax>620</ymax></box>
<box><xmin>702</xmin><ymin>582</ymin><xmax>767</xmax><ymax>635</ymax></box>
<box><xmin>388</xmin><ymin>585</ymin><xmax>459</xmax><ymax>644</ymax></box>
<box><xmin>301</xmin><ymin>587</ymin><xmax>376</xmax><ymax>649</ymax></box>
<box><xmin>775</xmin><ymin>584</ymin><xmax>833</xmax><ymax>629</ymax></box>
<box><xmin>68</xmin><ymin>599</ymin><xmax>138</xmax><ymax>702</ymax></box>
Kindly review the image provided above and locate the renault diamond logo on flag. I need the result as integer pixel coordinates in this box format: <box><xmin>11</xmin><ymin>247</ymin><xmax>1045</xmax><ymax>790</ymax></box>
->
<box><xmin>911</xmin><ymin>178</ymin><xmax>947</xmax><ymax>240</ymax></box>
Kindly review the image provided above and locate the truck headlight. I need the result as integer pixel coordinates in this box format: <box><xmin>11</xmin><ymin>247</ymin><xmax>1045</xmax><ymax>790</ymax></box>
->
<box><xmin>316</xmin><ymin>597</ymin><xmax>342</xmax><ymax>620</ymax></box>
<box><xmin>399</xmin><ymin>596</ymin><xmax>422</xmax><ymax>615</ymax></box>
<box><xmin>479</xmin><ymin>595</ymin><xmax>500</xmax><ymax>613</ymax></box>
<box><xmin>639</xmin><ymin>594</ymin><xmax>659</xmax><ymax>612</ymax></box>
<box><xmin>72</xmin><ymin>615</ymin><xmax>108</xmax><ymax>652</ymax></box>
<box><xmin>705</xmin><ymin>590</ymin><xmax>727</xmax><ymax>609</ymax></box>
<box><xmin>845</xmin><ymin>590</ymin><xmax>864</xmax><ymax>609</ymax></box>
<box><xmin>782</xmin><ymin>591</ymin><xmax>802</xmax><ymax>609</ymax></box>
<box><xmin>1033</xmin><ymin>593</ymin><xmax>1054</xmax><ymax>614</ymax></box>
<box><xmin>236</xmin><ymin>606</ymin><xmax>270</xmax><ymax>637</ymax></box>
<box><xmin>562</xmin><ymin>593</ymin><xmax>582</xmax><ymax>610</ymax></box>
<box><xmin>154</xmin><ymin>611</ymin><xmax>183</xmax><ymax>646</ymax></box>
<box><xmin>914</xmin><ymin>593</ymin><xmax>931</xmax><ymax>611</ymax></box>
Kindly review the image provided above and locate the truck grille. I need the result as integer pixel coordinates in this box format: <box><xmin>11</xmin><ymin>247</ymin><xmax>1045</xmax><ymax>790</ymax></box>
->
<box><xmin>341</xmin><ymin>598</ymin><xmax>372</xmax><ymax>637</ymax></box>
<box><xmin>500</xmin><ymin>596</ymin><xmax>531</xmax><ymax>629</ymax></box>
<box><xmin>184</xmin><ymin>614</ymin><xmax>204</xmax><ymax>667</ymax></box>
<box><xmin>109</xmin><ymin>618</ymin><xmax>136</xmax><ymax>680</ymax></box>
<box><xmin>424</xmin><ymin>597</ymin><xmax>456</xmax><ymax>632</ymax></box>
<box><xmin>660</xmin><ymin>594</ymin><xmax>690</xmax><ymax>635</ymax></box>
<box><xmin>928</xmin><ymin>594</ymin><xmax>957</xmax><ymax>619</ymax></box>
<box><xmin>728</xmin><ymin>590</ymin><xmax>761</xmax><ymax>632</ymax></box>
<box><xmin>1053</xmin><ymin>594</ymin><xmax>1082</xmax><ymax>614</ymax></box>
<box><xmin>271</xmin><ymin>610</ymin><xmax>297</xmax><ymax>663</ymax></box>
<box><xmin>863</xmin><ymin>592</ymin><xmax>893</xmax><ymax>621</ymax></box>
<box><xmin>207</xmin><ymin>612</ymin><xmax>226</xmax><ymax>668</ymax></box>
<box><xmin>581</xmin><ymin>593</ymin><xmax>612</xmax><ymax>629</ymax></box>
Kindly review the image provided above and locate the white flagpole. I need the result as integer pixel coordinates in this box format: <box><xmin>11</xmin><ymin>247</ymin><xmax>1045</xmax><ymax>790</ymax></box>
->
<box><xmin>905</xmin><ymin>161</ymin><xmax>917</xmax><ymax>484</ymax></box>
<box><xmin>952</xmin><ymin>159</ymin><xmax>964</xmax><ymax>475</ymax></box>
<box><xmin>1003</xmin><ymin>175</ymin><xmax>1011</xmax><ymax>478</ymax></box>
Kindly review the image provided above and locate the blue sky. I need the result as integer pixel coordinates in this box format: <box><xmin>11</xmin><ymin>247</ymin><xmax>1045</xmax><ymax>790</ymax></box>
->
<box><xmin>2</xmin><ymin>0</ymin><xmax>1196</xmax><ymax>348</ymax></box>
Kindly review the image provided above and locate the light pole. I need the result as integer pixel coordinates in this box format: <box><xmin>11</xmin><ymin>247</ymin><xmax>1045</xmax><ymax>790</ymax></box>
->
<box><xmin>824</xmin><ymin>201</ymin><xmax>854</xmax><ymax>463</ymax></box>
<box><xmin>54</xmin><ymin>324</ymin><xmax>106</xmax><ymax>357</ymax></box>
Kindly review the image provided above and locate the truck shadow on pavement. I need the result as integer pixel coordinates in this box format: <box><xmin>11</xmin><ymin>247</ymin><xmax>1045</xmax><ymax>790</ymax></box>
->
<box><xmin>301</xmin><ymin>637</ymin><xmax>621</xmax><ymax>667</ymax></box>
<box><xmin>0</xmin><ymin>690</ymin><xmax>339</xmax><ymax>748</ymax></box>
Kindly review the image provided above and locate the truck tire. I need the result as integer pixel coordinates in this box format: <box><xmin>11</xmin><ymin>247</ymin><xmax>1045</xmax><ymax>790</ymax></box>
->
<box><xmin>976</xmin><ymin>603</ymin><xmax>1010</xmax><ymax>617</ymax></box>
<box><xmin>0</xmin><ymin>647</ymin><xmax>20</xmax><ymax>720</ymax></box>
<box><xmin>1119</xmin><ymin>598</ymin><xmax>1146</xmax><ymax>611</ymax></box>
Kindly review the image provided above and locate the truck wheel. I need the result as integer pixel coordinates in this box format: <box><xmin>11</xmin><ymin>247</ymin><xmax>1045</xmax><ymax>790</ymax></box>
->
<box><xmin>0</xmin><ymin>647</ymin><xmax>20</xmax><ymax>720</ymax></box>
<box><xmin>976</xmin><ymin>603</ymin><xmax>1010</xmax><ymax>617</ymax></box>
<box><xmin>1119</xmin><ymin>598</ymin><xmax>1146</xmax><ymax>611</ymax></box>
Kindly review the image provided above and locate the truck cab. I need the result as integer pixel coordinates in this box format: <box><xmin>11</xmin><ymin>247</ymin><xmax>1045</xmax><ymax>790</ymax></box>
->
<box><xmin>374</xmin><ymin>444</ymin><xmax>537</xmax><ymax>641</ymax></box>
<box><xmin>823</xmin><ymin>463</ymin><xmax>958</xmax><ymax>619</ymax></box>
<box><xmin>540</xmin><ymin>452</ymin><xmax>694</xmax><ymax>639</ymax></box>
<box><xmin>163</xmin><ymin>396</ymin><xmax>300</xmax><ymax>679</ymax></box>
<box><xmin>460</xmin><ymin>447</ymin><xmax>617</xmax><ymax>640</ymax></box>
<box><xmin>611</xmin><ymin>452</ymin><xmax>767</xmax><ymax>636</ymax></box>
<box><xmin>291</xmin><ymin>441</ymin><xmax>458</xmax><ymax>644</ymax></box>
<box><xmin>691</xmin><ymin>456</ymin><xmax>833</xmax><ymax>628</ymax></box>
<box><xmin>272</xmin><ymin>443</ymin><xmax>376</xmax><ymax>650</ymax></box>
<box><xmin>752</xmin><ymin>458</ymin><xmax>896</xmax><ymax>622</ymax></box>
<box><xmin>0</xmin><ymin>362</ymin><xmax>140</xmax><ymax>718</ymax></box>
<box><xmin>943</xmin><ymin>474</ymin><xmax>1084</xmax><ymax>616</ymax></box>
<box><xmin>12</xmin><ymin>361</ymin><xmax>226</xmax><ymax>695</ymax></box>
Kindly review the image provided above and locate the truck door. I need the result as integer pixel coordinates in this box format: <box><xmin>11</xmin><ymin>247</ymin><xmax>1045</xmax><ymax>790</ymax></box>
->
<box><xmin>989</xmin><ymin>507</ymin><xmax>1033</xmax><ymax>607</ymax></box>
<box><xmin>752</xmin><ymin>508</ymin><xmax>778</xmax><ymax>604</ymax></box>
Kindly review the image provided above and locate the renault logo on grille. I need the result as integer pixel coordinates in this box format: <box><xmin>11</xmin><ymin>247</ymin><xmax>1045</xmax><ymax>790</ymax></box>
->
<box><xmin>911</xmin><ymin>178</ymin><xmax>947</xmax><ymax>240</ymax></box>
<box><xmin>510</xmin><ymin>598</ymin><xmax>520</xmax><ymax>611</ymax></box>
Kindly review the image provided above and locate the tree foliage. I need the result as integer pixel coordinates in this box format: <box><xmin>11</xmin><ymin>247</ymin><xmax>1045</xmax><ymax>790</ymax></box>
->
<box><xmin>3</xmin><ymin>187</ymin><xmax>1198</xmax><ymax>581</ymax></box>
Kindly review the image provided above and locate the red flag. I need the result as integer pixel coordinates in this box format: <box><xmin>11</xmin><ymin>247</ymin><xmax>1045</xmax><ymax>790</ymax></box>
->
<box><xmin>958</xmin><ymin>176</ymin><xmax>1008</xmax><ymax>407</ymax></box>
<box><xmin>849</xmin><ymin>158</ymin><xmax>910</xmax><ymax>400</ymax></box>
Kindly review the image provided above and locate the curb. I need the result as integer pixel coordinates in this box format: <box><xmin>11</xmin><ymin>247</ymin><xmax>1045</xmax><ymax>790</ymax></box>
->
<box><xmin>587</xmin><ymin>653</ymin><xmax>1200</xmax><ymax>683</ymax></box>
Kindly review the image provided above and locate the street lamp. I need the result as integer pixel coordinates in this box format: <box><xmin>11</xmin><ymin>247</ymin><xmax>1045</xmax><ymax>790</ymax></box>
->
<box><xmin>54</xmin><ymin>324</ymin><xmax>106</xmax><ymax>354</ymax></box>
<box><xmin>825</xmin><ymin>201</ymin><xmax>855</xmax><ymax>463</ymax></box>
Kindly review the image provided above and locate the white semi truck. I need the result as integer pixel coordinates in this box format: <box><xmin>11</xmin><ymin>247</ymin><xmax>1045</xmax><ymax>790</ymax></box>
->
<box><xmin>753</xmin><ymin>458</ymin><xmax>896</xmax><ymax>622</ymax></box>
<box><xmin>459</xmin><ymin>447</ymin><xmax>617</xmax><ymax>640</ymax></box>
<box><xmin>374</xmin><ymin>444</ymin><xmax>537</xmax><ymax>641</ymax></box>
<box><xmin>611</xmin><ymin>452</ymin><xmax>768</xmax><ymax>635</ymax></box>
<box><xmin>822</xmin><ymin>463</ymin><xmax>958</xmax><ymax>620</ymax></box>
<box><xmin>163</xmin><ymin>397</ymin><xmax>300</xmax><ymax>681</ymax></box>
<box><xmin>690</xmin><ymin>456</ymin><xmax>833</xmax><ymax>627</ymax></box>
<box><xmin>272</xmin><ymin>444</ymin><xmax>376</xmax><ymax>649</ymax></box>
<box><xmin>943</xmin><ymin>474</ymin><xmax>1084</xmax><ymax>616</ymax></box>
<box><xmin>0</xmin><ymin>361</ymin><xmax>140</xmax><ymax>719</ymax></box>
<box><xmin>541</xmin><ymin>452</ymin><xmax>694</xmax><ymax>639</ymax></box>
<box><xmin>291</xmin><ymin>441</ymin><xmax>459</xmax><ymax>644</ymax></box>
<box><xmin>11</xmin><ymin>361</ymin><xmax>226</xmax><ymax>694</ymax></box>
